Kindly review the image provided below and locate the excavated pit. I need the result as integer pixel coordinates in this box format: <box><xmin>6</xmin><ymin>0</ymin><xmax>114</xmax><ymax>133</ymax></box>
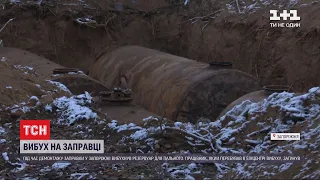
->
<box><xmin>0</xmin><ymin>1</ymin><xmax>319</xmax><ymax>179</ymax></box>
<box><xmin>0</xmin><ymin>1</ymin><xmax>319</xmax><ymax>94</ymax></box>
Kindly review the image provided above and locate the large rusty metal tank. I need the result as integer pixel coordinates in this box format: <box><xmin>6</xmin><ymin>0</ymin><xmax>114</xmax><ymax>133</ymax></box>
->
<box><xmin>217</xmin><ymin>90</ymin><xmax>267</xmax><ymax>119</ymax></box>
<box><xmin>217</xmin><ymin>86</ymin><xmax>297</xmax><ymax>119</ymax></box>
<box><xmin>51</xmin><ymin>75</ymin><xmax>109</xmax><ymax>96</ymax></box>
<box><xmin>0</xmin><ymin>47</ymin><xmax>108</xmax><ymax>95</ymax></box>
<box><xmin>89</xmin><ymin>46</ymin><xmax>262</xmax><ymax>122</ymax></box>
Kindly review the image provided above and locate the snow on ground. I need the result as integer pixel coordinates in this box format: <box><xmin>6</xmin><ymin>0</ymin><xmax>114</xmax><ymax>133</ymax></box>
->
<box><xmin>2</xmin><ymin>152</ymin><xmax>9</xmax><ymax>161</ymax></box>
<box><xmin>7</xmin><ymin>95</ymin><xmax>42</xmax><ymax>114</ymax></box>
<box><xmin>0</xmin><ymin>85</ymin><xmax>103</xmax><ymax>178</ymax></box>
<box><xmin>1</xmin><ymin>57</ymin><xmax>318</xmax><ymax>178</ymax></box>
<box><xmin>2</xmin><ymin>152</ymin><xmax>28</xmax><ymax>172</ymax></box>
<box><xmin>13</xmin><ymin>64</ymin><xmax>37</xmax><ymax>75</ymax></box>
<box><xmin>186</xmin><ymin>0</ymin><xmax>316</xmax><ymax>14</ymax></box>
<box><xmin>46</xmin><ymin>80</ymin><xmax>72</xmax><ymax>95</ymax></box>
<box><xmin>70</xmin><ymin>173</ymin><xmax>90</xmax><ymax>179</ymax></box>
<box><xmin>107</xmin><ymin>87</ymin><xmax>320</xmax><ymax>179</ymax></box>
<box><xmin>52</xmin><ymin>91</ymin><xmax>98</xmax><ymax>125</ymax></box>
<box><xmin>225</xmin><ymin>0</ymin><xmax>316</xmax><ymax>14</ymax></box>
<box><xmin>163</xmin><ymin>162</ymin><xmax>202</xmax><ymax>179</ymax></box>
<box><xmin>108</xmin><ymin>120</ymin><xmax>143</xmax><ymax>133</ymax></box>
<box><xmin>52</xmin><ymin>162</ymin><xmax>71</xmax><ymax>170</ymax></box>
<box><xmin>108</xmin><ymin>118</ymin><xmax>165</xmax><ymax>142</ymax></box>
<box><xmin>75</xmin><ymin>17</ymin><xmax>97</xmax><ymax>25</ymax></box>
<box><xmin>0</xmin><ymin>126</ymin><xmax>5</xmax><ymax>135</ymax></box>
<box><xmin>52</xmin><ymin>70</ymin><xmax>86</xmax><ymax>77</ymax></box>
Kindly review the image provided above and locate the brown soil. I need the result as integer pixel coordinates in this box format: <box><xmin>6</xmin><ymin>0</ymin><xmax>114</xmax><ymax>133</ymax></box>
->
<box><xmin>0</xmin><ymin>47</ymin><xmax>63</xmax><ymax>79</ymax></box>
<box><xmin>0</xmin><ymin>56</ymin><xmax>66</xmax><ymax>107</ymax></box>
<box><xmin>0</xmin><ymin>0</ymin><xmax>319</xmax><ymax>93</ymax></box>
<box><xmin>101</xmin><ymin>105</ymin><xmax>157</xmax><ymax>126</ymax></box>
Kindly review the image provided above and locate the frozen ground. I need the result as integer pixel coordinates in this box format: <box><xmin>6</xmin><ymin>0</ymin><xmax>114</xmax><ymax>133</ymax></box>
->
<box><xmin>0</xmin><ymin>58</ymin><xmax>319</xmax><ymax>179</ymax></box>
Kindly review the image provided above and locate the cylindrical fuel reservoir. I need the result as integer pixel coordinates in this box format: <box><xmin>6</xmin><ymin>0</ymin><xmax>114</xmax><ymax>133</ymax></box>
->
<box><xmin>89</xmin><ymin>46</ymin><xmax>262</xmax><ymax>122</ymax></box>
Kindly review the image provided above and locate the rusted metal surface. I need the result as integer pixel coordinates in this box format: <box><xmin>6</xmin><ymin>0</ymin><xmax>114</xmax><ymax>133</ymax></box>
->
<box><xmin>263</xmin><ymin>85</ymin><xmax>291</xmax><ymax>95</ymax></box>
<box><xmin>217</xmin><ymin>88</ymin><xmax>303</xmax><ymax>119</ymax></box>
<box><xmin>217</xmin><ymin>90</ymin><xmax>267</xmax><ymax>119</ymax></box>
<box><xmin>99</xmin><ymin>87</ymin><xmax>133</xmax><ymax>102</ymax></box>
<box><xmin>89</xmin><ymin>46</ymin><xmax>262</xmax><ymax>122</ymax></box>
<box><xmin>53</xmin><ymin>68</ymin><xmax>80</xmax><ymax>75</ymax></box>
<box><xmin>51</xmin><ymin>75</ymin><xmax>109</xmax><ymax>96</ymax></box>
<box><xmin>209</xmin><ymin>62</ymin><xmax>232</xmax><ymax>69</ymax></box>
<box><xmin>0</xmin><ymin>47</ymin><xmax>63</xmax><ymax>79</ymax></box>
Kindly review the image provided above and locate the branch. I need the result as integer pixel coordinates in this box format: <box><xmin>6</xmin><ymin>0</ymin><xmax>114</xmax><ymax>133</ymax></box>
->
<box><xmin>188</xmin><ymin>10</ymin><xmax>222</xmax><ymax>28</ymax></box>
<box><xmin>0</xmin><ymin>18</ymin><xmax>14</xmax><ymax>33</ymax></box>
<box><xmin>235</xmin><ymin>0</ymin><xmax>241</xmax><ymax>13</ymax></box>
<box><xmin>164</xmin><ymin>127</ymin><xmax>216</xmax><ymax>149</ymax></box>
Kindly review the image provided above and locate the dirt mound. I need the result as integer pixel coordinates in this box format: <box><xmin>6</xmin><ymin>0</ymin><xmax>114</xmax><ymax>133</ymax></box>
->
<box><xmin>0</xmin><ymin>47</ymin><xmax>63</xmax><ymax>79</ymax></box>
<box><xmin>105</xmin><ymin>87</ymin><xmax>320</xmax><ymax>179</ymax></box>
<box><xmin>0</xmin><ymin>55</ymin><xmax>75</xmax><ymax>125</ymax></box>
<box><xmin>0</xmin><ymin>57</ymin><xmax>54</xmax><ymax>106</ymax></box>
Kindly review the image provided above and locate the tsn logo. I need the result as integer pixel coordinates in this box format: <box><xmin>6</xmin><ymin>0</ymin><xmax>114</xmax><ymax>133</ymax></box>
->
<box><xmin>20</xmin><ymin>120</ymin><xmax>50</xmax><ymax>140</ymax></box>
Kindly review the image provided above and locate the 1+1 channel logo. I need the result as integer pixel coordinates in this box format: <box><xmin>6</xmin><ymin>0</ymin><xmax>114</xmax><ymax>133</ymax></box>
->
<box><xmin>270</xmin><ymin>10</ymin><xmax>301</xmax><ymax>28</ymax></box>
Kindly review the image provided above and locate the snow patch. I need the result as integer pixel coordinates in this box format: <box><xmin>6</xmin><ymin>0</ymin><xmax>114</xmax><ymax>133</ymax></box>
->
<box><xmin>107</xmin><ymin>120</ymin><xmax>118</xmax><ymax>129</ymax></box>
<box><xmin>20</xmin><ymin>177</ymin><xmax>37</xmax><ymax>180</ymax></box>
<box><xmin>166</xmin><ymin>163</ymin><xmax>201</xmax><ymax>179</ymax></box>
<box><xmin>2</xmin><ymin>152</ymin><xmax>9</xmax><ymax>161</ymax></box>
<box><xmin>130</xmin><ymin>129</ymin><xmax>148</xmax><ymax>140</ymax></box>
<box><xmin>46</xmin><ymin>80</ymin><xmax>72</xmax><ymax>94</ymax></box>
<box><xmin>52</xmin><ymin>162</ymin><xmax>71</xmax><ymax>170</ymax></box>
<box><xmin>53</xmin><ymin>92</ymin><xmax>97</xmax><ymax>125</ymax></box>
<box><xmin>279</xmin><ymin>163</ymin><xmax>293</xmax><ymax>172</ymax></box>
<box><xmin>44</xmin><ymin>104</ymin><xmax>52</xmax><ymax>112</ymax></box>
<box><xmin>0</xmin><ymin>126</ymin><xmax>6</xmax><ymax>135</ymax></box>
<box><xmin>10</xmin><ymin>162</ymin><xmax>28</xmax><ymax>172</ymax></box>
<box><xmin>102</xmin><ymin>87</ymin><xmax>319</xmax><ymax>179</ymax></box>
<box><xmin>112</xmin><ymin>123</ymin><xmax>142</xmax><ymax>133</ymax></box>
<box><xmin>13</xmin><ymin>65</ymin><xmax>35</xmax><ymax>75</ymax></box>
<box><xmin>143</xmin><ymin>116</ymin><xmax>157</xmax><ymax>122</ymax></box>
<box><xmin>70</xmin><ymin>173</ymin><xmax>90</xmax><ymax>179</ymax></box>
<box><xmin>75</xmin><ymin>17</ymin><xmax>96</xmax><ymax>25</ymax></box>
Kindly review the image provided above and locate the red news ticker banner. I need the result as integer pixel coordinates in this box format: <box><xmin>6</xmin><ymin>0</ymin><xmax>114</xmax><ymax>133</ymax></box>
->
<box><xmin>20</xmin><ymin>120</ymin><xmax>50</xmax><ymax>140</ymax></box>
